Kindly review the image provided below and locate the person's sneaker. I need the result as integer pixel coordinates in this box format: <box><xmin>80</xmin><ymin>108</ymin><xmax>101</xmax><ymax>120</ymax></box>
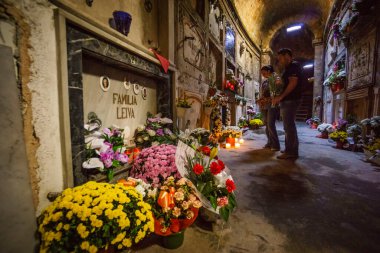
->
<box><xmin>280</xmin><ymin>150</ymin><xmax>285</xmax><ymax>153</ymax></box>
<box><xmin>271</xmin><ymin>147</ymin><xmax>280</xmax><ymax>151</ymax></box>
<box><xmin>263</xmin><ymin>144</ymin><xmax>271</xmax><ymax>149</ymax></box>
<box><xmin>276</xmin><ymin>153</ymin><xmax>299</xmax><ymax>160</ymax></box>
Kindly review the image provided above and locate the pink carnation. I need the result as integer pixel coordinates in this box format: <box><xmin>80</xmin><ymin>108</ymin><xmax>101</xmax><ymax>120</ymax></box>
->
<box><xmin>130</xmin><ymin>144</ymin><xmax>181</xmax><ymax>187</ymax></box>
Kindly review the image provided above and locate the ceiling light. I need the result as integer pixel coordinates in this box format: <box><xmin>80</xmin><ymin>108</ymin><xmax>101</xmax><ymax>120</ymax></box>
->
<box><xmin>287</xmin><ymin>25</ymin><xmax>302</xmax><ymax>32</ymax></box>
<box><xmin>303</xmin><ymin>64</ymin><xmax>314</xmax><ymax>69</ymax></box>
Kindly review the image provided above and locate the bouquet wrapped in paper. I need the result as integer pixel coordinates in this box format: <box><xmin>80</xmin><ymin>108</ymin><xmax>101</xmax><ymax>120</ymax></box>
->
<box><xmin>175</xmin><ymin>141</ymin><xmax>236</xmax><ymax>221</ymax></box>
<box><xmin>147</xmin><ymin>177</ymin><xmax>202</xmax><ymax>236</ymax></box>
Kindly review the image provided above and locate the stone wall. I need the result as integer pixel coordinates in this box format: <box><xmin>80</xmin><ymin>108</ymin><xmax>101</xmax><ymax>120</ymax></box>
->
<box><xmin>322</xmin><ymin>0</ymin><xmax>380</xmax><ymax>122</ymax></box>
<box><xmin>1</xmin><ymin>0</ymin><xmax>64</xmax><ymax>215</ymax></box>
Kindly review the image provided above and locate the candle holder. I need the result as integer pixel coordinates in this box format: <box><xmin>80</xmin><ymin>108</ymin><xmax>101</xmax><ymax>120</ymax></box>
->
<box><xmin>113</xmin><ymin>11</ymin><xmax>132</xmax><ymax>36</ymax></box>
<box><xmin>235</xmin><ymin>143</ymin><xmax>241</xmax><ymax>148</ymax></box>
<box><xmin>225</xmin><ymin>143</ymin><xmax>231</xmax><ymax>149</ymax></box>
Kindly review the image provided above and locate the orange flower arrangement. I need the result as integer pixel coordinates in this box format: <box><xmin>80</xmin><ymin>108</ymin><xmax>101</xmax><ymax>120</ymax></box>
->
<box><xmin>147</xmin><ymin>177</ymin><xmax>202</xmax><ymax>236</ymax></box>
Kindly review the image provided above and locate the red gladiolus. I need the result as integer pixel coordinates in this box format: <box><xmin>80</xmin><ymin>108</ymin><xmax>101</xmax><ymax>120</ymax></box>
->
<box><xmin>217</xmin><ymin>160</ymin><xmax>225</xmax><ymax>170</ymax></box>
<box><xmin>193</xmin><ymin>163</ymin><xmax>204</xmax><ymax>175</ymax></box>
<box><xmin>201</xmin><ymin>146</ymin><xmax>211</xmax><ymax>156</ymax></box>
<box><xmin>226</xmin><ymin>179</ymin><xmax>236</xmax><ymax>193</ymax></box>
<box><xmin>210</xmin><ymin>161</ymin><xmax>222</xmax><ymax>175</ymax></box>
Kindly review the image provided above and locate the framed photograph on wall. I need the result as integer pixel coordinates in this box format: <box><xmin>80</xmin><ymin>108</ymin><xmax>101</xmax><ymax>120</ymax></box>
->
<box><xmin>99</xmin><ymin>76</ymin><xmax>111</xmax><ymax>92</ymax></box>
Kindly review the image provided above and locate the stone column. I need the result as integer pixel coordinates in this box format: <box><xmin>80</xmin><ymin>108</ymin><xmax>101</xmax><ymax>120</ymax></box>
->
<box><xmin>312</xmin><ymin>38</ymin><xmax>324</xmax><ymax>118</ymax></box>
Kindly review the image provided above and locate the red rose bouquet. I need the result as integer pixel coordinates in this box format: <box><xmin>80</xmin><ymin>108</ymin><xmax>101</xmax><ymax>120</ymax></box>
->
<box><xmin>147</xmin><ymin>177</ymin><xmax>202</xmax><ymax>236</ymax></box>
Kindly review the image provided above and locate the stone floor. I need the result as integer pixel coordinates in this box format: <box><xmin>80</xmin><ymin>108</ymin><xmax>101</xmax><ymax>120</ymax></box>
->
<box><xmin>133</xmin><ymin>123</ymin><xmax>380</xmax><ymax>253</ymax></box>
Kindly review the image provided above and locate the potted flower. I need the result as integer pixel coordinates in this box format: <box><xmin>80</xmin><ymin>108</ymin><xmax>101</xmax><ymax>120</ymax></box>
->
<box><xmin>363</xmin><ymin>138</ymin><xmax>380</xmax><ymax>159</ymax></box>
<box><xmin>147</xmin><ymin>177</ymin><xmax>202</xmax><ymax>249</ymax></box>
<box><xmin>306</xmin><ymin>116</ymin><xmax>321</xmax><ymax>129</ymax></box>
<box><xmin>238</xmin><ymin>116</ymin><xmax>249</xmax><ymax>129</ymax></box>
<box><xmin>37</xmin><ymin>182</ymin><xmax>154</xmax><ymax>253</ymax></box>
<box><xmin>329</xmin><ymin>130</ymin><xmax>348</xmax><ymax>149</ymax></box>
<box><xmin>249</xmin><ymin>119</ymin><xmax>264</xmax><ymax>130</ymax></box>
<box><xmin>129</xmin><ymin>144</ymin><xmax>181</xmax><ymax>187</ymax></box>
<box><xmin>317</xmin><ymin>123</ymin><xmax>334</xmax><ymax>139</ymax></box>
<box><xmin>347</xmin><ymin>124</ymin><xmax>362</xmax><ymax>151</ymax></box>
<box><xmin>176</xmin><ymin>96</ymin><xmax>193</xmax><ymax>118</ymax></box>
<box><xmin>337</xmin><ymin>118</ymin><xmax>348</xmax><ymax>131</ymax></box>
<box><xmin>133</xmin><ymin>113</ymin><xmax>177</xmax><ymax>149</ymax></box>
<box><xmin>83</xmin><ymin>126</ymin><xmax>129</xmax><ymax>181</ymax></box>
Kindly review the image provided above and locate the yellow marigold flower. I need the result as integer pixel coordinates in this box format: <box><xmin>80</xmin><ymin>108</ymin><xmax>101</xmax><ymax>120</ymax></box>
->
<box><xmin>136</xmin><ymin>219</ymin><xmax>141</xmax><ymax>226</ymax></box>
<box><xmin>80</xmin><ymin>241</ymin><xmax>90</xmax><ymax>250</ymax></box>
<box><xmin>63</xmin><ymin>224</ymin><xmax>70</xmax><ymax>230</ymax></box>
<box><xmin>117</xmin><ymin>244</ymin><xmax>123</xmax><ymax>250</ymax></box>
<box><xmin>56</xmin><ymin>222</ymin><xmax>63</xmax><ymax>231</ymax></box>
<box><xmin>52</xmin><ymin>212</ymin><xmax>63</xmax><ymax>222</ymax></box>
<box><xmin>122</xmin><ymin>238</ymin><xmax>132</xmax><ymax>248</ymax></box>
<box><xmin>54</xmin><ymin>232</ymin><xmax>62</xmax><ymax>241</ymax></box>
<box><xmin>89</xmin><ymin>245</ymin><xmax>98</xmax><ymax>253</ymax></box>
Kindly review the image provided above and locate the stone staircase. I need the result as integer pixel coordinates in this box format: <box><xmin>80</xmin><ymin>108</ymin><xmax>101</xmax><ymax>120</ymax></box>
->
<box><xmin>296</xmin><ymin>94</ymin><xmax>313</xmax><ymax>122</ymax></box>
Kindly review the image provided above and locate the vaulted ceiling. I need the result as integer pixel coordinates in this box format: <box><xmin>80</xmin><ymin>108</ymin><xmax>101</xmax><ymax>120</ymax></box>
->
<box><xmin>233</xmin><ymin>0</ymin><xmax>334</xmax><ymax>50</ymax></box>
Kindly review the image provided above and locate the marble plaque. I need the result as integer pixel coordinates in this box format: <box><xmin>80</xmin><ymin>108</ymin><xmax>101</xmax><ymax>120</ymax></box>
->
<box><xmin>348</xmin><ymin>29</ymin><xmax>376</xmax><ymax>89</ymax></box>
<box><xmin>82</xmin><ymin>57</ymin><xmax>157</xmax><ymax>146</ymax></box>
<box><xmin>182</xmin><ymin>13</ymin><xmax>206</xmax><ymax>70</ymax></box>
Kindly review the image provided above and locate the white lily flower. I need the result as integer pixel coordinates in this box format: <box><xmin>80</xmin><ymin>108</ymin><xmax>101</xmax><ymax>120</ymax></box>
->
<box><xmin>85</xmin><ymin>137</ymin><xmax>104</xmax><ymax>149</ymax></box>
<box><xmin>82</xmin><ymin>158</ymin><xmax>104</xmax><ymax>170</ymax></box>
<box><xmin>84</xmin><ymin>123</ymin><xmax>100</xmax><ymax>132</ymax></box>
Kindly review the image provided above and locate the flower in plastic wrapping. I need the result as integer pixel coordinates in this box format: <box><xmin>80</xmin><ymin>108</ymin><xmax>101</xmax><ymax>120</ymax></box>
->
<box><xmin>143</xmin><ymin>136</ymin><xmax>149</xmax><ymax>141</ymax></box>
<box><xmin>82</xmin><ymin>158</ymin><xmax>104</xmax><ymax>170</ymax></box>
<box><xmin>152</xmin><ymin>141</ymin><xmax>160</xmax><ymax>146</ymax></box>
<box><xmin>136</xmin><ymin>137</ymin><xmax>144</xmax><ymax>143</ymax></box>
<box><xmin>147</xmin><ymin>129</ymin><xmax>156</xmax><ymax>137</ymax></box>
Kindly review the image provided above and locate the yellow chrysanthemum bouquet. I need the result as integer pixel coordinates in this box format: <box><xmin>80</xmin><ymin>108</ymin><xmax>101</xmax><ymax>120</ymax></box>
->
<box><xmin>329</xmin><ymin>131</ymin><xmax>348</xmax><ymax>143</ymax></box>
<box><xmin>249</xmin><ymin>119</ymin><xmax>264</xmax><ymax>129</ymax></box>
<box><xmin>38</xmin><ymin>181</ymin><xmax>154</xmax><ymax>253</ymax></box>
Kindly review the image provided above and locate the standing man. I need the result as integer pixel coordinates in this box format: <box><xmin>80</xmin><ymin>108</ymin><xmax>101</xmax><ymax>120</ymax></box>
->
<box><xmin>257</xmin><ymin>73</ymin><xmax>272</xmax><ymax>149</ymax></box>
<box><xmin>272</xmin><ymin>48</ymin><xmax>302</xmax><ymax>159</ymax></box>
